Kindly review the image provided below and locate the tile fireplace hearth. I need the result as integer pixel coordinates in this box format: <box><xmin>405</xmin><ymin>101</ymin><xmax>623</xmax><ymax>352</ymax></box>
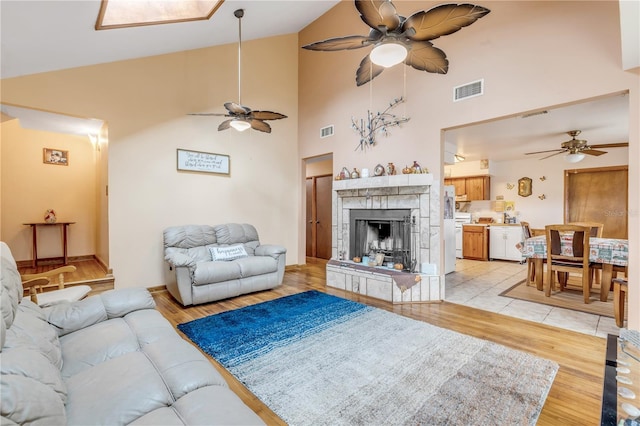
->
<box><xmin>327</xmin><ymin>174</ymin><xmax>444</xmax><ymax>304</ymax></box>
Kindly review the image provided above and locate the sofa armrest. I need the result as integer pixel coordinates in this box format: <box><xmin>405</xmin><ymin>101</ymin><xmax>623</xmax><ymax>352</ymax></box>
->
<box><xmin>164</xmin><ymin>252</ymin><xmax>196</xmax><ymax>268</ymax></box>
<box><xmin>43</xmin><ymin>288</ymin><xmax>156</xmax><ymax>336</ymax></box>
<box><xmin>255</xmin><ymin>244</ymin><xmax>286</xmax><ymax>260</ymax></box>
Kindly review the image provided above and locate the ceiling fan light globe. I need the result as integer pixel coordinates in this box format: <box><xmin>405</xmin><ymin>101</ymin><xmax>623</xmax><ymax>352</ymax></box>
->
<box><xmin>370</xmin><ymin>42</ymin><xmax>407</xmax><ymax>68</ymax></box>
<box><xmin>565</xmin><ymin>152</ymin><xmax>585</xmax><ymax>163</ymax></box>
<box><xmin>230</xmin><ymin>119</ymin><xmax>251</xmax><ymax>132</ymax></box>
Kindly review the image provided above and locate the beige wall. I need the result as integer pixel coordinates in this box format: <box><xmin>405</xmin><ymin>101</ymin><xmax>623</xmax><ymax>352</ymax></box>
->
<box><xmin>0</xmin><ymin>119</ymin><xmax>97</xmax><ymax>260</ymax></box>
<box><xmin>1</xmin><ymin>34</ymin><xmax>300</xmax><ymax>288</ymax></box>
<box><xmin>298</xmin><ymin>1</ymin><xmax>639</xmax><ymax>329</ymax></box>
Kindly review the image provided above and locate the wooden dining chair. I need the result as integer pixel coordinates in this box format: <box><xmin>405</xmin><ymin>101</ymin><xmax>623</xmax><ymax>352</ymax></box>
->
<box><xmin>568</xmin><ymin>222</ymin><xmax>604</xmax><ymax>284</ymax></box>
<box><xmin>545</xmin><ymin>224</ymin><xmax>594</xmax><ymax>303</ymax></box>
<box><xmin>567</xmin><ymin>222</ymin><xmax>604</xmax><ymax>237</ymax></box>
<box><xmin>21</xmin><ymin>265</ymin><xmax>91</xmax><ymax>307</ymax></box>
<box><xmin>520</xmin><ymin>221</ymin><xmax>537</xmax><ymax>286</ymax></box>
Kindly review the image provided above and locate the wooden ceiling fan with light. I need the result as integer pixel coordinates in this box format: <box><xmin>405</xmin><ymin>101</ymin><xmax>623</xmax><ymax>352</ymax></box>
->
<box><xmin>524</xmin><ymin>130</ymin><xmax>629</xmax><ymax>163</ymax></box>
<box><xmin>302</xmin><ymin>0</ymin><xmax>490</xmax><ymax>86</ymax></box>
<box><xmin>189</xmin><ymin>9</ymin><xmax>287</xmax><ymax>133</ymax></box>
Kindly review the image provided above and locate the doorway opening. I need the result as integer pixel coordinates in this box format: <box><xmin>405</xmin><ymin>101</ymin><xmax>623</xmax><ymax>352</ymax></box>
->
<box><xmin>304</xmin><ymin>154</ymin><xmax>333</xmax><ymax>260</ymax></box>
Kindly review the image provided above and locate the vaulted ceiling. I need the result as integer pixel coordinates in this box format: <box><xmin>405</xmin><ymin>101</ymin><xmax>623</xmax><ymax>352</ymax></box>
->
<box><xmin>1</xmin><ymin>1</ymin><xmax>636</xmax><ymax>162</ymax></box>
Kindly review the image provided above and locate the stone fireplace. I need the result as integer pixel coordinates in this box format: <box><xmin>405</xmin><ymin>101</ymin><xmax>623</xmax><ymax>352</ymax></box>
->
<box><xmin>327</xmin><ymin>174</ymin><xmax>444</xmax><ymax>304</ymax></box>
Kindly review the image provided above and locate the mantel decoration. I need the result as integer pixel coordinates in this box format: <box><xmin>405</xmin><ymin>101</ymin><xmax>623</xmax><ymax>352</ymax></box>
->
<box><xmin>352</xmin><ymin>97</ymin><xmax>409</xmax><ymax>150</ymax></box>
<box><xmin>302</xmin><ymin>1</ymin><xmax>490</xmax><ymax>86</ymax></box>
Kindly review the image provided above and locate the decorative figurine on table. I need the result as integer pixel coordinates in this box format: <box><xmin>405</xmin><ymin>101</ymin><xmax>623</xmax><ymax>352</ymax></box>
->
<box><xmin>411</xmin><ymin>161</ymin><xmax>422</xmax><ymax>173</ymax></box>
<box><xmin>44</xmin><ymin>209</ymin><xmax>57</xmax><ymax>224</ymax></box>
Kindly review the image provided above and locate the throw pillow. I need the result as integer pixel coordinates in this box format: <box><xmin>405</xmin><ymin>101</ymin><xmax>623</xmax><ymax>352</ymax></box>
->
<box><xmin>209</xmin><ymin>245</ymin><xmax>249</xmax><ymax>261</ymax></box>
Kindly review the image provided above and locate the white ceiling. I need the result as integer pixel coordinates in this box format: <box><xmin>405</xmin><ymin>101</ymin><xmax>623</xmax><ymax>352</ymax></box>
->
<box><xmin>0</xmin><ymin>1</ymin><xmax>635</xmax><ymax>163</ymax></box>
<box><xmin>0</xmin><ymin>0</ymin><xmax>340</xmax><ymax>79</ymax></box>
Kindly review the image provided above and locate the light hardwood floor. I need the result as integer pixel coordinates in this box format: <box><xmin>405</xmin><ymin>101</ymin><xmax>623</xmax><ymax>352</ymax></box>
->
<box><xmin>152</xmin><ymin>257</ymin><xmax>608</xmax><ymax>425</ymax></box>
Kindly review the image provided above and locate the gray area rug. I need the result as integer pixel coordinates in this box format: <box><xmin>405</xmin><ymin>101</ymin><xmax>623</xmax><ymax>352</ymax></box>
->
<box><xmin>180</xmin><ymin>291</ymin><xmax>558</xmax><ymax>425</ymax></box>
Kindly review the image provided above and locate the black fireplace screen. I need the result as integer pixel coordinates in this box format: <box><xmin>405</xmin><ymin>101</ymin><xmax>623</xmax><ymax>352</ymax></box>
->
<box><xmin>349</xmin><ymin>209</ymin><xmax>412</xmax><ymax>269</ymax></box>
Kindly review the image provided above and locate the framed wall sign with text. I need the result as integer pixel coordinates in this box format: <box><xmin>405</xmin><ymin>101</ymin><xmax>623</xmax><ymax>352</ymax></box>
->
<box><xmin>177</xmin><ymin>149</ymin><xmax>230</xmax><ymax>176</ymax></box>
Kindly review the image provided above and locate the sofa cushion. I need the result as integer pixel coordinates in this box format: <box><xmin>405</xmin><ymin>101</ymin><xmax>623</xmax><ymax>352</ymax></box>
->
<box><xmin>64</xmin><ymin>351</ymin><xmax>174</xmax><ymax>425</ymax></box>
<box><xmin>129</xmin><ymin>386</ymin><xmax>265</xmax><ymax>425</ymax></box>
<box><xmin>4</xmin><ymin>301</ymin><xmax>63</xmax><ymax>369</ymax></box>
<box><xmin>58</xmin><ymin>309</ymin><xmax>175</xmax><ymax>378</ymax></box>
<box><xmin>1</xmin><ymin>375</ymin><xmax>67</xmax><ymax>425</ymax></box>
<box><xmin>193</xmin><ymin>256</ymin><xmax>278</xmax><ymax>286</ymax></box>
<box><xmin>209</xmin><ymin>245</ymin><xmax>248</xmax><ymax>261</ymax></box>
<box><xmin>0</xmin><ymin>347</ymin><xmax>67</xmax><ymax>403</ymax></box>
<box><xmin>193</xmin><ymin>261</ymin><xmax>241</xmax><ymax>285</ymax></box>
<box><xmin>163</xmin><ymin>225</ymin><xmax>217</xmax><ymax>249</ymax></box>
<box><xmin>236</xmin><ymin>256</ymin><xmax>278</xmax><ymax>277</ymax></box>
<box><xmin>214</xmin><ymin>223</ymin><xmax>259</xmax><ymax>245</ymax></box>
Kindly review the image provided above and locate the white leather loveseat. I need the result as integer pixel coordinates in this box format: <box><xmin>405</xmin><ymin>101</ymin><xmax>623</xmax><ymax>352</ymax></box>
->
<box><xmin>0</xmin><ymin>242</ymin><xmax>264</xmax><ymax>425</ymax></box>
<box><xmin>163</xmin><ymin>223</ymin><xmax>286</xmax><ymax>306</ymax></box>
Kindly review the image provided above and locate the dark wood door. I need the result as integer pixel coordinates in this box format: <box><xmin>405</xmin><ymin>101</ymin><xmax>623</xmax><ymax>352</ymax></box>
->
<box><xmin>306</xmin><ymin>175</ymin><xmax>332</xmax><ymax>259</ymax></box>
<box><xmin>565</xmin><ymin>166</ymin><xmax>628</xmax><ymax>239</ymax></box>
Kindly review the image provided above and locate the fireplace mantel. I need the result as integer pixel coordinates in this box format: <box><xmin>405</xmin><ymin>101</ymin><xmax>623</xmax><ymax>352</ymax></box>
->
<box><xmin>333</xmin><ymin>174</ymin><xmax>433</xmax><ymax>191</ymax></box>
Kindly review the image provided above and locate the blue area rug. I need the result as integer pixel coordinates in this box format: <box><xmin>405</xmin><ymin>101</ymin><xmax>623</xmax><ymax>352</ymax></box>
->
<box><xmin>179</xmin><ymin>291</ymin><xmax>558</xmax><ymax>425</ymax></box>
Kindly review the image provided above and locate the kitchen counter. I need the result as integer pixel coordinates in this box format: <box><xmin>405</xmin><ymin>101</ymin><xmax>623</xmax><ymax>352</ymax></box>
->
<box><xmin>488</xmin><ymin>223</ymin><xmax>522</xmax><ymax>227</ymax></box>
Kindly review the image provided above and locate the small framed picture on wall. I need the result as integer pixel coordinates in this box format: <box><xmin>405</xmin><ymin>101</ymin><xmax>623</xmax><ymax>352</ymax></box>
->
<box><xmin>43</xmin><ymin>148</ymin><xmax>69</xmax><ymax>166</ymax></box>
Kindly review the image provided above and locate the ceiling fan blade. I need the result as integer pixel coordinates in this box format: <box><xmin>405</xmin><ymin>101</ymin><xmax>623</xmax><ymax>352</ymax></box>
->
<box><xmin>250</xmin><ymin>119</ymin><xmax>272</xmax><ymax>133</ymax></box>
<box><xmin>524</xmin><ymin>149</ymin><xmax>564</xmax><ymax>155</ymax></box>
<box><xmin>188</xmin><ymin>112</ymin><xmax>228</xmax><ymax>117</ymax></box>
<box><xmin>302</xmin><ymin>35</ymin><xmax>375</xmax><ymax>51</ymax></box>
<box><xmin>539</xmin><ymin>151</ymin><xmax>566</xmax><ymax>160</ymax></box>
<box><xmin>356</xmin><ymin>0</ymin><xmax>401</xmax><ymax>32</ymax></box>
<box><xmin>356</xmin><ymin>54</ymin><xmax>385</xmax><ymax>86</ymax></box>
<box><xmin>589</xmin><ymin>142</ymin><xmax>629</xmax><ymax>149</ymax></box>
<box><xmin>582</xmin><ymin>149</ymin><xmax>607</xmax><ymax>156</ymax></box>
<box><xmin>403</xmin><ymin>4</ymin><xmax>491</xmax><ymax>42</ymax></box>
<box><xmin>252</xmin><ymin>111</ymin><xmax>287</xmax><ymax>121</ymax></box>
<box><xmin>218</xmin><ymin>120</ymin><xmax>233</xmax><ymax>131</ymax></box>
<box><xmin>404</xmin><ymin>41</ymin><xmax>448</xmax><ymax>74</ymax></box>
<box><xmin>224</xmin><ymin>102</ymin><xmax>251</xmax><ymax>115</ymax></box>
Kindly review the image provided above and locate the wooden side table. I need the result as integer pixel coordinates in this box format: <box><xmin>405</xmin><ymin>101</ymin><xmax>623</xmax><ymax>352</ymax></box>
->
<box><xmin>23</xmin><ymin>222</ymin><xmax>75</xmax><ymax>268</ymax></box>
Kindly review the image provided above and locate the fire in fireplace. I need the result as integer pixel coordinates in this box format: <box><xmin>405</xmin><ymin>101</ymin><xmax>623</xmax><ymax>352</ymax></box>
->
<box><xmin>349</xmin><ymin>209</ymin><xmax>413</xmax><ymax>270</ymax></box>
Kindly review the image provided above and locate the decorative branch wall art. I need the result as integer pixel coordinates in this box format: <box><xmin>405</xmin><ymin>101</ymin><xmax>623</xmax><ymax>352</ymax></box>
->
<box><xmin>352</xmin><ymin>97</ymin><xmax>410</xmax><ymax>151</ymax></box>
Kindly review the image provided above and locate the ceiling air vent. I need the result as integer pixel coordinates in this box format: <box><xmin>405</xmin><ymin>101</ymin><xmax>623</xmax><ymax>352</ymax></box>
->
<box><xmin>320</xmin><ymin>125</ymin><xmax>334</xmax><ymax>138</ymax></box>
<box><xmin>453</xmin><ymin>79</ymin><xmax>484</xmax><ymax>102</ymax></box>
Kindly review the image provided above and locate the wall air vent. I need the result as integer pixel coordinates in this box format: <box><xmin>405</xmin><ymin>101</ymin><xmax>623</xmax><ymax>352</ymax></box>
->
<box><xmin>320</xmin><ymin>125</ymin><xmax>334</xmax><ymax>138</ymax></box>
<box><xmin>453</xmin><ymin>79</ymin><xmax>484</xmax><ymax>102</ymax></box>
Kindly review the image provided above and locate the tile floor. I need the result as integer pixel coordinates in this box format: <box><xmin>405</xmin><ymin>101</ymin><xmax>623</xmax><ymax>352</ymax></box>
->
<box><xmin>445</xmin><ymin>258</ymin><xmax>620</xmax><ymax>338</ymax></box>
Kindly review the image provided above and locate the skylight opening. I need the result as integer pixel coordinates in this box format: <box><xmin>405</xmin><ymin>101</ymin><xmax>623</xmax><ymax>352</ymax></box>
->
<box><xmin>96</xmin><ymin>0</ymin><xmax>225</xmax><ymax>30</ymax></box>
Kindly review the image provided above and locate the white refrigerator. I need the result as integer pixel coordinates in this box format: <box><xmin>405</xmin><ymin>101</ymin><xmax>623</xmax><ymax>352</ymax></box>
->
<box><xmin>443</xmin><ymin>186</ymin><xmax>456</xmax><ymax>274</ymax></box>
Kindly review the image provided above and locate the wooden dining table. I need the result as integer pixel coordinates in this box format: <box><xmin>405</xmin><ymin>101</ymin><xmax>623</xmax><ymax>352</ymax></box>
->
<box><xmin>522</xmin><ymin>235</ymin><xmax>628</xmax><ymax>301</ymax></box>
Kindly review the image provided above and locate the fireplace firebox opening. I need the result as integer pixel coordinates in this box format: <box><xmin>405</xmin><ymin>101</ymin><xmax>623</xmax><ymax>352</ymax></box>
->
<box><xmin>349</xmin><ymin>209</ymin><xmax>413</xmax><ymax>270</ymax></box>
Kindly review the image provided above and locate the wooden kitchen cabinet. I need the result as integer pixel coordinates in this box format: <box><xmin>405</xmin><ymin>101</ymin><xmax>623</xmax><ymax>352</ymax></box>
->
<box><xmin>444</xmin><ymin>178</ymin><xmax>467</xmax><ymax>197</ymax></box>
<box><xmin>444</xmin><ymin>176</ymin><xmax>490</xmax><ymax>200</ymax></box>
<box><xmin>462</xmin><ymin>225</ymin><xmax>489</xmax><ymax>261</ymax></box>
